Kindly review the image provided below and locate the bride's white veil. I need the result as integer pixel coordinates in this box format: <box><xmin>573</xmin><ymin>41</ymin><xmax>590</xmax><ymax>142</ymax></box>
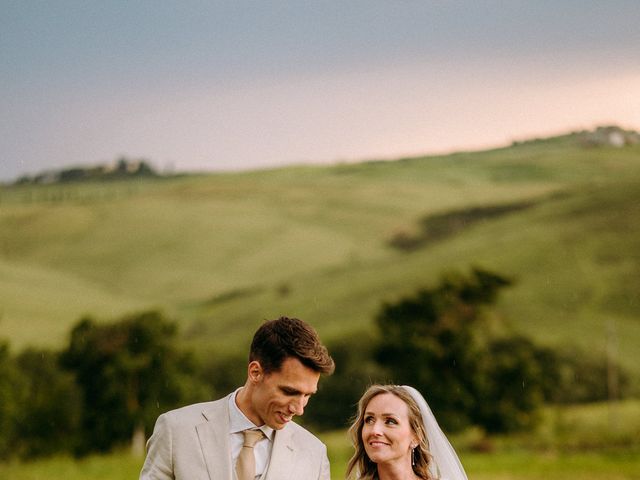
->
<box><xmin>401</xmin><ymin>386</ymin><xmax>468</xmax><ymax>480</ymax></box>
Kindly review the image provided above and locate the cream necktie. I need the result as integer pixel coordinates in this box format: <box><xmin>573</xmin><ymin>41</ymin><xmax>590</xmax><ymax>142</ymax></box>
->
<box><xmin>236</xmin><ymin>429</ymin><xmax>265</xmax><ymax>480</ymax></box>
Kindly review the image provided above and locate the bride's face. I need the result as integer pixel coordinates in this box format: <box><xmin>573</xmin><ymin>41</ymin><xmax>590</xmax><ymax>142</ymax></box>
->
<box><xmin>361</xmin><ymin>393</ymin><xmax>417</xmax><ymax>468</ymax></box>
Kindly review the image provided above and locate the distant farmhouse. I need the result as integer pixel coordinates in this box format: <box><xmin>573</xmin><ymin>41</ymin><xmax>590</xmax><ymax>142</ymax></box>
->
<box><xmin>13</xmin><ymin>157</ymin><xmax>159</xmax><ymax>186</ymax></box>
<box><xmin>508</xmin><ymin>125</ymin><xmax>640</xmax><ymax>149</ymax></box>
<box><xmin>577</xmin><ymin>125</ymin><xmax>640</xmax><ymax>148</ymax></box>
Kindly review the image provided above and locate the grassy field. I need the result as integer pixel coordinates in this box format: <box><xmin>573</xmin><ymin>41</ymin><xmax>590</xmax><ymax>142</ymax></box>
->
<box><xmin>2</xmin><ymin>449</ymin><xmax>638</xmax><ymax>480</ymax></box>
<box><xmin>1</xmin><ymin>133</ymin><xmax>640</xmax><ymax>383</ymax></box>
<box><xmin>2</xmin><ymin>400</ymin><xmax>638</xmax><ymax>479</ymax></box>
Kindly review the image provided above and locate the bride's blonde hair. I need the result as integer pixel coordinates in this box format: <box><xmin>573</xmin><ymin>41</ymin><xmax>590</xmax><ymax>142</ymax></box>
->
<box><xmin>346</xmin><ymin>385</ymin><xmax>435</xmax><ymax>480</ymax></box>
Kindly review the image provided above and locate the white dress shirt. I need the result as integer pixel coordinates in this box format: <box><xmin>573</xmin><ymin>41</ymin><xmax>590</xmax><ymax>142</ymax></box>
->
<box><xmin>229</xmin><ymin>389</ymin><xmax>274</xmax><ymax>480</ymax></box>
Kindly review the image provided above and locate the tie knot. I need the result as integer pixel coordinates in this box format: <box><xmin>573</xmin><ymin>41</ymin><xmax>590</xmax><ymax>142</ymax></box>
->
<box><xmin>242</xmin><ymin>429</ymin><xmax>265</xmax><ymax>448</ymax></box>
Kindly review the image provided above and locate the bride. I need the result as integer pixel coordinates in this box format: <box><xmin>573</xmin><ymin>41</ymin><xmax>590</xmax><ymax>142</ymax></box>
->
<box><xmin>346</xmin><ymin>385</ymin><xmax>468</xmax><ymax>480</ymax></box>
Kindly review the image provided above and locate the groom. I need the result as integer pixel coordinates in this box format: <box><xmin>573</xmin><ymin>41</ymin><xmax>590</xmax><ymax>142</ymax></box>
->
<box><xmin>140</xmin><ymin>316</ymin><xmax>335</xmax><ymax>480</ymax></box>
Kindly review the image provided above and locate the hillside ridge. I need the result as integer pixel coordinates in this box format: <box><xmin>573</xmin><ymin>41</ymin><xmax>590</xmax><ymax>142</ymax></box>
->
<box><xmin>1</xmin><ymin>127</ymin><xmax>639</xmax><ymax>386</ymax></box>
<box><xmin>6</xmin><ymin>125</ymin><xmax>639</xmax><ymax>187</ymax></box>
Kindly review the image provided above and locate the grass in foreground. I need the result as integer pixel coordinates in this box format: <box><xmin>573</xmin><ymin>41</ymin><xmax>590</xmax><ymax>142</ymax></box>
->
<box><xmin>463</xmin><ymin>449</ymin><xmax>640</xmax><ymax>480</ymax></box>
<box><xmin>0</xmin><ymin>451</ymin><xmax>142</xmax><ymax>480</ymax></box>
<box><xmin>2</xmin><ymin>400</ymin><xmax>639</xmax><ymax>479</ymax></box>
<box><xmin>2</xmin><ymin>446</ymin><xmax>638</xmax><ymax>480</ymax></box>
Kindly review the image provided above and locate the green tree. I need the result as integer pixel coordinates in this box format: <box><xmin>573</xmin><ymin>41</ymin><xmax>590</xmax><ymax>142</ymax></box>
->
<box><xmin>374</xmin><ymin>267</ymin><xmax>553</xmax><ymax>433</ymax></box>
<box><xmin>375</xmin><ymin>268</ymin><xmax>512</xmax><ymax>431</ymax></box>
<box><xmin>472</xmin><ymin>336</ymin><xmax>547</xmax><ymax>432</ymax></box>
<box><xmin>0</xmin><ymin>342</ymin><xmax>26</xmax><ymax>459</ymax></box>
<box><xmin>304</xmin><ymin>333</ymin><xmax>385</xmax><ymax>430</ymax></box>
<box><xmin>198</xmin><ymin>351</ymin><xmax>248</xmax><ymax>400</ymax></box>
<box><xmin>547</xmin><ymin>347</ymin><xmax>630</xmax><ymax>404</ymax></box>
<box><xmin>61</xmin><ymin>310</ymin><xmax>209</xmax><ymax>455</ymax></box>
<box><xmin>14</xmin><ymin>348</ymin><xmax>82</xmax><ymax>458</ymax></box>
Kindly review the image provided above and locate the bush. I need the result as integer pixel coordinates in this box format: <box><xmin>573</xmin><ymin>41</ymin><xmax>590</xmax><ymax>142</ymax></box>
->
<box><xmin>546</xmin><ymin>347</ymin><xmax>630</xmax><ymax>404</ymax></box>
<box><xmin>61</xmin><ymin>310</ymin><xmax>209</xmax><ymax>455</ymax></box>
<box><xmin>472</xmin><ymin>336</ymin><xmax>547</xmax><ymax>432</ymax></box>
<box><xmin>374</xmin><ymin>268</ymin><xmax>516</xmax><ymax>432</ymax></box>
<box><xmin>0</xmin><ymin>342</ymin><xmax>26</xmax><ymax>459</ymax></box>
<box><xmin>303</xmin><ymin>333</ymin><xmax>386</xmax><ymax>431</ymax></box>
<box><xmin>14</xmin><ymin>349</ymin><xmax>82</xmax><ymax>458</ymax></box>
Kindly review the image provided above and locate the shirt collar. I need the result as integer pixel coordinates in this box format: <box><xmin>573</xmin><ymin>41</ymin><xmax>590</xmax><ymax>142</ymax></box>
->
<box><xmin>229</xmin><ymin>388</ymin><xmax>275</xmax><ymax>441</ymax></box>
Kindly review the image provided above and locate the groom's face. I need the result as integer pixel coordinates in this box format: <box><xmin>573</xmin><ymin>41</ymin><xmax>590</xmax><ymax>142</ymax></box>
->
<box><xmin>250</xmin><ymin>356</ymin><xmax>320</xmax><ymax>430</ymax></box>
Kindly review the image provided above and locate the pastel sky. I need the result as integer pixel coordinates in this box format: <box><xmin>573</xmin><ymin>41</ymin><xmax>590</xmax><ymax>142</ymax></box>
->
<box><xmin>2</xmin><ymin>1</ymin><xmax>640</xmax><ymax>181</ymax></box>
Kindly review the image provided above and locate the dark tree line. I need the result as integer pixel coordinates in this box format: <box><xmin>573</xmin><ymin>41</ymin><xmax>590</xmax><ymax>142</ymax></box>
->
<box><xmin>305</xmin><ymin>268</ymin><xmax>630</xmax><ymax>433</ymax></box>
<box><xmin>0</xmin><ymin>344</ymin><xmax>82</xmax><ymax>458</ymax></box>
<box><xmin>60</xmin><ymin>311</ymin><xmax>209</xmax><ymax>455</ymax></box>
<box><xmin>13</xmin><ymin>157</ymin><xmax>159</xmax><ymax>186</ymax></box>
<box><xmin>0</xmin><ymin>271</ymin><xmax>631</xmax><ymax>460</ymax></box>
<box><xmin>374</xmin><ymin>268</ymin><xmax>542</xmax><ymax>432</ymax></box>
<box><xmin>0</xmin><ymin>311</ymin><xmax>210</xmax><ymax>460</ymax></box>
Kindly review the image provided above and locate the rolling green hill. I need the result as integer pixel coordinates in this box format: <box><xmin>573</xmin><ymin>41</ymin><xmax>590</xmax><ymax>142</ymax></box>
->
<box><xmin>1</xmin><ymin>130</ymin><xmax>639</xmax><ymax>382</ymax></box>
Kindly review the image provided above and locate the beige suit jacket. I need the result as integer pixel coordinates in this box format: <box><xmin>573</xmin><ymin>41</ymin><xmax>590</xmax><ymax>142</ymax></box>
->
<box><xmin>140</xmin><ymin>393</ymin><xmax>331</xmax><ymax>480</ymax></box>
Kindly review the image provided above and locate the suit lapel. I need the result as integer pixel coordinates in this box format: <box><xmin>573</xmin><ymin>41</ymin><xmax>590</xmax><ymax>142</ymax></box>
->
<box><xmin>197</xmin><ymin>396</ymin><xmax>233</xmax><ymax>480</ymax></box>
<box><xmin>264</xmin><ymin>425</ymin><xmax>295</xmax><ymax>480</ymax></box>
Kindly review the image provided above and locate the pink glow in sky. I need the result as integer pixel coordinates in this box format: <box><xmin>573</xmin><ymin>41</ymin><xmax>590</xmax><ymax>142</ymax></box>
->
<box><xmin>2</xmin><ymin>2</ymin><xmax>640</xmax><ymax>181</ymax></box>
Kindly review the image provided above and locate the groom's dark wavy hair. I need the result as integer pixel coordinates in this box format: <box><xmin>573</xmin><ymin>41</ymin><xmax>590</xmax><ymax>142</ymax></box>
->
<box><xmin>249</xmin><ymin>316</ymin><xmax>335</xmax><ymax>375</ymax></box>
